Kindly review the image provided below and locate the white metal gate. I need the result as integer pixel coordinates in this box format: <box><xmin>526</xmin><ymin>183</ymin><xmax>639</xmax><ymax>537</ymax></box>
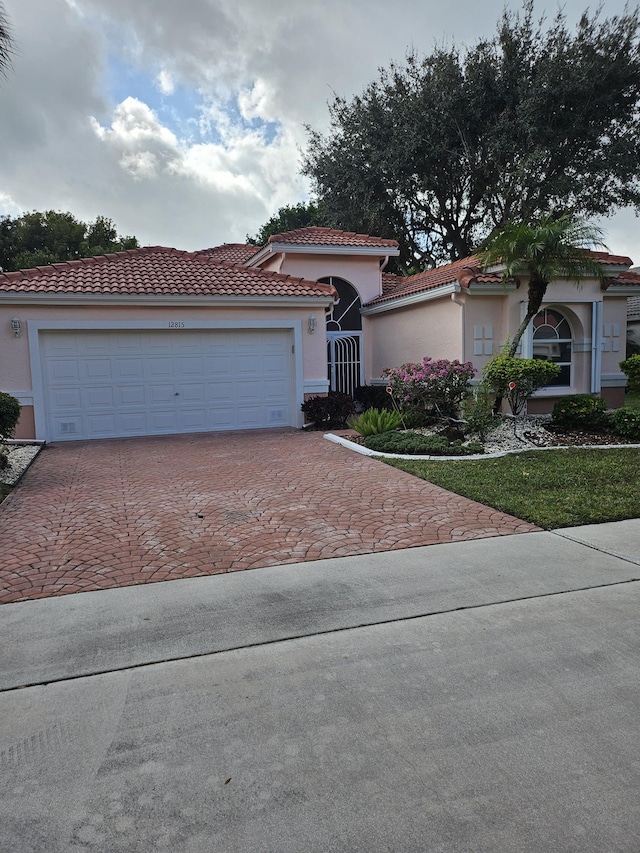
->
<box><xmin>327</xmin><ymin>332</ymin><xmax>363</xmax><ymax>396</ymax></box>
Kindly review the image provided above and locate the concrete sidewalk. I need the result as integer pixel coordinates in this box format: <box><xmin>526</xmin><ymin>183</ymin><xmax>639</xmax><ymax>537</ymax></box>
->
<box><xmin>1</xmin><ymin>520</ymin><xmax>640</xmax><ymax>851</ymax></box>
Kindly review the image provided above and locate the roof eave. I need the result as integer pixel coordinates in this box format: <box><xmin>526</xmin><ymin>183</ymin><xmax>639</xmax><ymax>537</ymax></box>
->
<box><xmin>246</xmin><ymin>242</ymin><xmax>400</xmax><ymax>267</ymax></box>
<box><xmin>362</xmin><ymin>282</ymin><xmax>461</xmax><ymax>314</ymax></box>
<box><xmin>0</xmin><ymin>292</ymin><xmax>336</xmax><ymax>307</ymax></box>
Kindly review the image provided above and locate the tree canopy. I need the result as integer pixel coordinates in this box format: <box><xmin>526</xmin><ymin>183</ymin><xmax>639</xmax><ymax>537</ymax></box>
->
<box><xmin>0</xmin><ymin>211</ymin><xmax>139</xmax><ymax>272</ymax></box>
<box><xmin>303</xmin><ymin>1</ymin><xmax>640</xmax><ymax>272</ymax></box>
<box><xmin>246</xmin><ymin>201</ymin><xmax>324</xmax><ymax>246</ymax></box>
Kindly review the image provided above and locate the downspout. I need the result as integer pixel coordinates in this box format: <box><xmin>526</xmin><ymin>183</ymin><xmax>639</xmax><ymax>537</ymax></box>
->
<box><xmin>451</xmin><ymin>289</ymin><xmax>465</xmax><ymax>361</ymax></box>
<box><xmin>591</xmin><ymin>301</ymin><xmax>602</xmax><ymax>394</ymax></box>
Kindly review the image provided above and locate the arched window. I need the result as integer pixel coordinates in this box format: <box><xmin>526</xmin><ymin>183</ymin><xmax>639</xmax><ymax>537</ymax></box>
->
<box><xmin>532</xmin><ymin>308</ymin><xmax>572</xmax><ymax>386</ymax></box>
<box><xmin>319</xmin><ymin>277</ymin><xmax>362</xmax><ymax>331</ymax></box>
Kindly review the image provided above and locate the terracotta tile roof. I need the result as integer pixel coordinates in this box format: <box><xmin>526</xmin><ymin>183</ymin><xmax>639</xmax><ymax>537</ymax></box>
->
<box><xmin>370</xmin><ymin>250</ymin><xmax>637</xmax><ymax>307</ymax></box>
<box><xmin>197</xmin><ymin>243</ymin><xmax>259</xmax><ymax>264</ymax></box>
<box><xmin>588</xmin><ymin>250</ymin><xmax>633</xmax><ymax>266</ymax></box>
<box><xmin>266</xmin><ymin>226</ymin><xmax>399</xmax><ymax>249</ymax></box>
<box><xmin>0</xmin><ymin>246</ymin><xmax>335</xmax><ymax>299</ymax></box>
<box><xmin>614</xmin><ymin>270</ymin><xmax>640</xmax><ymax>285</ymax></box>
<box><xmin>367</xmin><ymin>256</ymin><xmax>506</xmax><ymax>306</ymax></box>
<box><xmin>628</xmin><ymin>295</ymin><xmax>640</xmax><ymax>319</ymax></box>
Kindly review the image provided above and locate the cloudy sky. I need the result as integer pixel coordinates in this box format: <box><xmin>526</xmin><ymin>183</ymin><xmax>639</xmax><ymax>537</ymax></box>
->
<box><xmin>0</xmin><ymin>0</ymin><xmax>638</xmax><ymax>258</ymax></box>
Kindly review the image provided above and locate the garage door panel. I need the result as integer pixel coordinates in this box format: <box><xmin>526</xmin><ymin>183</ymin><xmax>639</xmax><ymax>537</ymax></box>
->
<box><xmin>236</xmin><ymin>379</ymin><xmax>261</xmax><ymax>400</ymax></box>
<box><xmin>206</xmin><ymin>380</ymin><xmax>235</xmax><ymax>403</ymax></box>
<box><xmin>175</xmin><ymin>356</ymin><xmax>205</xmax><ymax>376</ymax></box>
<box><xmin>49</xmin><ymin>388</ymin><xmax>82</xmax><ymax>409</ymax></box>
<box><xmin>204</xmin><ymin>354</ymin><xmax>234</xmax><ymax>374</ymax></box>
<box><xmin>114</xmin><ymin>358</ymin><xmax>145</xmax><ymax>379</ymax></box>
<box><xmin>41</xmin><ymin>329</ymin><xmax>294</xmax><ymax>440</ymax></box>
<box><xmin>116</xmin><ymin>386</ymin><xmax>145</xmax><ymax>405</ymax></box>
<box><xmin>147</xmin><ymin>384</ymin><xmax>177</xmax><ymax>404</ymax></box>
<box><xmin>47</xmin><ymin>360</ymin><xmax>81</xmax><ymax>382</ymax></box>
<box><xmin>118</xmin><ymin>412</ymin><xmax>147</xmax><ymax>433</ymax></box>
<box><xmin>86</xmin><ymin>387</ymin><xmax>115</xmax><ymax>408</ymax></box>
<box><xmin>86</xmin><ymin>414</ymin><xmax>117</xmax><ymax>436</ymax></box>
<box><xmin>180</xmin><ymin>383</ymin><xmax>206</xmax><ymax>402</ymax></box>
<box><xmin>85</xmin><ymin>359</ymin><xmax>113</xmax><ymax>380</ymax></box>
<box><xmin>146</xmin><ymin>357</ymin><xmax>173</xmax><ymax>378</ymax></box>
<box><xmin>149</xmin><ymin>410</ymin><xmax>178</xmax><ymax>431</ymax></box>
<box><xmin>178</xmin><ymin>409</ymin><xmax>208</xmax><ymax>430</ymax></box>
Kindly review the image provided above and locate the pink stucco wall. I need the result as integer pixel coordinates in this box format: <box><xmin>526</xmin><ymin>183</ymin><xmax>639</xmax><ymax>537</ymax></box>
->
<box><xmin>0</xmin><ymin>301</ymin><xmax>330</xmax><ymax>439</ymax></box>
<box><xmin>367</xmin><ymin>297</ymin><xmax>463</xmax><ymax>379</ymax></box>
<box><xmin>365</xmin><ymin>276</ymin><xmax>630</xmax><ymax>404</ymax></box>
<box><xmin>277</xmin><ymin>254</ymin><xmax>383</xmax><ymax>306</ymax></box>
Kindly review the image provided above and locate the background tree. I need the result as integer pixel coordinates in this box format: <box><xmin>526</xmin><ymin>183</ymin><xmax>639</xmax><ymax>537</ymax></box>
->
<box><xmin>477</xmin><ymin>213</ymin><xmax>607</xmax><ymax>358</ymax></box>
<box><xmin>246</xmin><ymin>201</ymin><xmax>324</xmax><ymax>245</ymax></box>
<box><xmin>0</xmin><ymin>211</ymin><xmax>139</xmax><ymax>272</ymax></box>
<box><xmin>0</xmin><ymin>1</ymin><xmax>13</xmax><ymax>79</ymax></box>
<box><xmin>303</xmin><ymin>2</ymin><xmax>640</xmax><ymax>272</ymax></box>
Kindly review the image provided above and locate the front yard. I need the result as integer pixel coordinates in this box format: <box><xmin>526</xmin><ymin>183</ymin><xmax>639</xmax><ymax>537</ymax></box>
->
<box><xmin>385</xmin><ymin>446</ymin><xmax>640</xmax><ymax>529</ymax></box>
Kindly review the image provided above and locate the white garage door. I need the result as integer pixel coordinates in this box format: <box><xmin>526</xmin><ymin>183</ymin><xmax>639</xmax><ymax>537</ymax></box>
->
<box><xmin>40</xmin><ymin>329</ymin><xmax>295</xmax><ymax>441</ymax></box>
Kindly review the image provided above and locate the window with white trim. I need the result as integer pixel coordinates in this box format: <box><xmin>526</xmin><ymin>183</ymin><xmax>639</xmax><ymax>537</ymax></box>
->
<box><xmin>532</xmin><ymin>308</ymin><xmax>572</xmax><ymax>386</ymax></box>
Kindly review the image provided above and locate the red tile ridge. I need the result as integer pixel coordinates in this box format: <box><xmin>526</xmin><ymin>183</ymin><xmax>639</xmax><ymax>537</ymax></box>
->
<box><xmin>266</xmin><ymin>226</ymin><xmax>399</xmax><ymax>249</ymax></box>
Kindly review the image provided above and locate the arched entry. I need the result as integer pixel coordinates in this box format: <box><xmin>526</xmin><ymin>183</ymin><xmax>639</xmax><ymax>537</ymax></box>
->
<box><xmin>320</xmin><ymin>276</ymin><xmax>364</xmax><ymax>396</ymax></box>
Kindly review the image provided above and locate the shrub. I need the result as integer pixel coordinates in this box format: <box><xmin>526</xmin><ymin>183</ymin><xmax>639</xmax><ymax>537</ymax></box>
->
<box><xmin>353</xmin><ymin>385</ymin><xmax>393</xmax><ymax>411</ymax></box>
<box><xmin>620</xmin><ymin>354</ymin><xmax>640</xmax><ymax>392</ymax></box>
<box><xmin>301</xmin><ymin>392</ymin><xmax>355</xmax><ymax>429</ymax></box>
<box><xmin>382</xmin><ymin>357</ymin><xmax>476</xmax><ymax>419</ymax></box>
<box><xmin>0</xmin><ymin>392</ymin><xmax>21</xmax><ymax>440</ymax></box>
<box><xmin>463</xmin><ymin>382</ymin><xmax>500</xmax><ymax>441</ymax></box>
<box><xmin>612</xmin><ymin>407</ymin><xmax>640</xmax><ymax>440</ymax></box>
<box><xmin>551</xmin><ymin>394</ymin><xmax>609</xmax><ymax>430</ymax></box>
<box><xmin>0</xmin><ymin>449</ymin><xmax>8</xmax><ymax>471</ymax></box>
<box><xmin>364</xmin><ymin>431</ymin><xmax>484</xmax><ymax>456</ymax></box>
<box><xmin>348</xmin><ymin>407</ymin><xmax>404</xmax><ymax>436</ymax></box>
<box><xmin>483</xmin><ymin>355</ymin><xmax>560</xmax><ymax>415</ymax></box>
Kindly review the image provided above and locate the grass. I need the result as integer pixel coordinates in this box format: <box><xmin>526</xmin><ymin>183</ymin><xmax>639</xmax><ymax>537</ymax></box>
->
<box><xmin>384</xmin><ymin>447</ymin><xmax>640</xmax><ymax>529</ymax></box>
<box><xmin>625</xmin><ymin>389</ymin><xmax>640</xmax><ymax>410</ymax></box>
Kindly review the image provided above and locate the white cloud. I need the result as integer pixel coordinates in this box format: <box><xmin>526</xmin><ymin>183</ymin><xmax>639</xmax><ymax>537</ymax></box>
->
<box><xmin>0</xmin><ymin>0</ymin><xmax>637</xmax><ymax>258</ymax></box>
<box><xmin>156</xmin><ymin>69</ymin><xmax>175</xmax><ymax>96</ymax></box>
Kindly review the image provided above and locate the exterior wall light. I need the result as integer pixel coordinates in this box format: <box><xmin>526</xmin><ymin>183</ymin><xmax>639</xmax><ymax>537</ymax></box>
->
<box><xmin>11</xmin><ymin>317</ymin><xmax>21</xmax><ymax>338</ymax></box>
<box><xmin>308</xmin><ymin>315</ymin><xmax>317</xmax><ymax>335</ymax></box>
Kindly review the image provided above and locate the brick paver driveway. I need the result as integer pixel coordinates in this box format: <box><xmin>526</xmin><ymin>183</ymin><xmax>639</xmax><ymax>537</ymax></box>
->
<box><xmin>0</xmin><ymin>430</ymin><xmax>537</xmax><ymax>603</ymax></box>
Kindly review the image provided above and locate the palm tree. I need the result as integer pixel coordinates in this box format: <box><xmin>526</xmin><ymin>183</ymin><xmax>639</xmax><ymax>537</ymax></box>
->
<box><xmin>0</xmin><ymin>2</ymin><xmax>14</xmax><ymax>79</ymax></box>
<box><xmin>477</xmin><ymin>213</ymin><xmax>608</xmax><ymax>357</ymax></box>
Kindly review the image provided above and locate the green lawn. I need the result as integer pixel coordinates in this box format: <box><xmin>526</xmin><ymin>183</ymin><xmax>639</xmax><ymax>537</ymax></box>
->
<box><xmin>384</xmin><ymin>447</ymin><xmax>640</xmax><ymax>529</ymax></box>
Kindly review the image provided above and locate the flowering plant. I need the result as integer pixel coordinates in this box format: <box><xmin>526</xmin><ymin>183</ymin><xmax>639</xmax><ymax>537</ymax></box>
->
<box><xmin>382</xmin><ymin>357</ymin><xmax>476</xmax><ymax>419</ymax></box>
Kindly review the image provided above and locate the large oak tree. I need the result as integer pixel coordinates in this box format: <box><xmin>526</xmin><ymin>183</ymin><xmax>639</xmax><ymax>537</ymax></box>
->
<box><xmin>303</xmin><ymin>2</ymin><xmax>640</xmax><ymax>272</ymax></box>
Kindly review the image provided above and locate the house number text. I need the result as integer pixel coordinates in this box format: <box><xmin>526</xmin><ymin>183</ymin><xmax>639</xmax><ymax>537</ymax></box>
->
<box><xmin>168</xmin><ymin>321</ymin><xmax>185</xmax><ymax>328</ymax></box>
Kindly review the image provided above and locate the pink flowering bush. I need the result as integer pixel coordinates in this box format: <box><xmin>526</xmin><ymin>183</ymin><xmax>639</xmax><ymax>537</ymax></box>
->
<box><xmin>382</xmin><ymin>357</ymin><xmax>476</xmax><ymax>420</ymax></box>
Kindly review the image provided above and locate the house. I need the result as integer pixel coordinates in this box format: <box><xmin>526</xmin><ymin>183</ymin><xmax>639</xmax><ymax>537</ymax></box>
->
<box><xmin>2</xmin><ymin>227</ymin><xmax>639</xmax><ymax>441</ymax></box>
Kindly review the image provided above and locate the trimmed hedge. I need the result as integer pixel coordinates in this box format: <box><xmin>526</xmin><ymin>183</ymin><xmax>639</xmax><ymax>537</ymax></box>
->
<box><xmin>0</xmin><ymin>392</ymin><xmax>21</xmax><ymax>439</ymax></box>
<box><xmin>551</xmin><ymin>395</ymin><xmax>609</xmax><ymax>430</ymax></box>
<box><xmin>364</xmin><ymin>431</ymin><xmax>484</xmax><ymax>456</ymax></box>
<box><xmin>613</xmin><ymin>407</ymin><xmax>640</xmax><ymax>440</ymax></box>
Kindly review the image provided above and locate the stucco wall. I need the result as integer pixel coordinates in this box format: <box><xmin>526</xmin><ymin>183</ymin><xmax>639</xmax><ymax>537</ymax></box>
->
<box><xmin>367</xmin><ymin>297</ymin><xmax>463</xmax><ymax>379</ymax></box>
<box><xmin>365</xmin><ymin>277</ymin><xmax>631</xmax><ymax>404</ymax></box>
<box><xmin>277</xmin><ymin>254</ymin><xmax>383</xmax><ymax>305</ymax></box>
<box><xmin>0</xmin><ymin>301</ymin><xmax>330</xmax><ymax>439</ymax></box>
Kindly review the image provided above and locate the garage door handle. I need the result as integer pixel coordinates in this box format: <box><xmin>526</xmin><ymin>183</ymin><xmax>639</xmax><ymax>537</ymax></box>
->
<box><xmin>175</xmin><ymin>392</ymin><xmax>180</xmax><ymax>396</ymax></box>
